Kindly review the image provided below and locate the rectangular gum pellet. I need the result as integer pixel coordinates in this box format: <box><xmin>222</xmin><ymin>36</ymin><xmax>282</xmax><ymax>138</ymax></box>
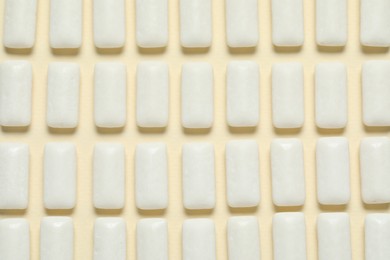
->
<box><xmin>93</xmin><ymin>143</ymin><xmax>125</xmax><ymax>209</ymax></box>
<box><xmin>361</xmin><ymin>0</ymin><xmax>390</xmax><ymax>47</ymax></box>
<box><xmin>315</xmin><ymin>63</ymin><xmax>348</xmax><ymax>128</ymax></box>
<box><xmin>3</xmin><ymin>0</ymin><xmax>37</xmax><ymax>48</ymax></box>
<box><xmin>271</xmin><ymin>139</ymin><xmax>305</xmax><ymax>206</ymax></box>
<box><xmin>272</xmin><ymin>0</ymin><xmax>304</xmax><ymax>46</ymax></box>
<box><xmin>226</xmin><ymin>140</ymin><xmax>260</xmax><ymax>208</ymax></box>
<box><xmin>50</xmin><ymin>0</ymin><xmax>82</xmax><ymax>48</ymax></box>
<box><xmin>181</xmin><ymin>62</ymin><xmax>214</xmax><ymax>128</ymax></box>
<box><xmin>226</xmin><ymin>0</ymin><xmax>259</xmax><ymax>47</ymax></box>
<box><xmin>272</xmin><ymin>63</ymin><xmax>304</xmax><ymax>128</ymax></box>
<box><xmin>136</xmin><ymin>0</ymin><xmax>168</xmax><ymax>48</ymax></box>
<box><xmin>40</xmin><ymin>217</ymin><xmax>74</xmax><ymax>260</ymax></box>
<box><xmin>93</xmin><ymin>0</ymin><xmax>126</xmax><ymax>48</ymax></box>
<box><xmin>182</xmin><ymin>219</ymin><xmax>216</xmax><ymax>260</ymax></box>
<box><xmin>94</xmin><ymin>62</ymin><xmax>127</xmax><ymax>128</ymax></box>
<box><xmin>180</xmin><ymin>0</ymin><xmax>212</xmax><ymax>47</ymax></box>
<box><xmin>0</xmin><ymin>143</ymin><xmax>29</xmax><ymax>209</ymax></box>
<box><xmin>136</xmin><ymin>62</ymin><xmax>169</xmax><ymax>128</ymax></box>
<box><xmin>228</xmin><ymin>217</ymin><xmax>261</xmax><ymax>260</ymax></box>
<box><xmin>135</xmin><ymin>143</ymin><xmax>168</xmax><ymax>210</ymax></box>
<box><xmin>137</xmin><ymin>219</ymin><xmax>168</xmax><ymax>260</ymax></box>
<box><xmin>94</xmin><ymin>218</ymin><xmax>126</xmax><ymax>260</ymax></box>
<box><xmin>0</xmin><ymin>60</ymin><xmax>32</xmax><ymax>127</ymax></box>
<box><xmin>316</xmin><ymin>0</ymin><xmax>347</xmax><ymax>46</ymax></box>
<box><xmin>44</xmin><ymin>143</ymin><xmax>76</xmax><ymax>209</ymax></box>
<box><xmin>360</xmin><ymin>137</ymin><xmax>390</xmax><ymax>204</ymax></box>
<box><xmin>316</xmin><ymin>137</ymin><xmax>350</xmax><ymax>205</ymax></box>
<box><xmin>273</xmin><ymin>213</ymin><xmax>307</xmax><ymax>260</ymax></box>
<box><xmin>182</xmin><ymin>143</ymin><xmax>215</xmax><ymax>210</ymax></box>
<box><xmin>227</xmin><ymin>61</ymin><xmax>260</xmax><ymax>127</ymax></box>
<box><xmin>317</xmin><ymin>213</ymin><xmax>351</xmax><ymax>260</ymax></box>
<box><xmin>362</xmin><ymin>61</ymin><xmax>390</xmax><ymax>126</ymax></box>
<box><xmin>365</xmin><ymin>214</ymin><xmax>390</xmax><ymax>260</ymax></box>
<box><xmin>0</xmin><ymin>219</ymin><xmax>30</xmax><ymax>260</ymax></box>
<box><xmin>47</xmin><ymin>62</ymin><xmax>80</xmax><ymax>128</ymax></box>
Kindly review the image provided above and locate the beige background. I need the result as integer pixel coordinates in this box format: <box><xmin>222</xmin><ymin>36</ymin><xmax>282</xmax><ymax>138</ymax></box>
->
<box><xmin>0</xmin><ymin>0</ymin><xmax>389</xmax><ymax>259</ymax></box>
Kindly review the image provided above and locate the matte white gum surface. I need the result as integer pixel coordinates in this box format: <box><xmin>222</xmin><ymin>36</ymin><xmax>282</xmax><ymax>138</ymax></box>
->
<box><xmin>137</xmin><ymin>218</ymin><xmax>168</xmax><ymax>260</ymax></box>
<box><xmin>273</xmin><ymin>213</ymin><xmax>307</xmax><ymax>260</ymax></box>
<box><xmin>135</xmin><ymin>143</ymin><xmax>168</xmax><ymax>210</ymax></box>
<box><xmin>50</xmin><ymin>0</ymin><xmax>83</xmax><ymax>48</ymax></box>
<box><xmin>44</xmin><ymin>142</ymin><xmax>77</xmax><ymax>209</ymax></box>
<box><xmin>47</xmin><ymin>62</ymin><xmax>80</xmax><ymax>128</ymax></box>
<box><xmin>360</xmin><ymin>137</ymin><xmax>390</xmax><ymax>204</ymax></box>
<box><xmin>227</xmin><ymin>61</ymin><xmax>260</xmax><ymax>127</ymax></box>
<box><xmin>181</xmin><ymin>62</ymin><xmax>214</xmax><ymax>128</ymax></box>
<box><xmin>94</xmin><ymin>218</ymin><xmax>126</xmax><ymax>260</ymax></box>
<box><xmin>272</xmin><ymin>62</ymin><xmax>304</xmax><ymax>128</ymax></box>
<box><xmin>0</xmin><ymin>60</ymin><xmax>32</xmax><ymax>127</ymax></box>
<box><xmin>226</xmin><ymin>0</ymin><xmax>259</xmax><ymax>47</ymax></box>
<box><xmin>315</xmin><ymin>62</ymin><xmax>348</xmax><ymax>129</ymax></box>
<box><xmin>227</xmin><ymin>216</ymin><xmax>261</xmax><ymax>260</ymax></box>
<box><xmin>180</xmin><ymin>0</ymin><xmax>212</xmax><ymax>47</ymax></box>
<box><xmin>182</xmin><ymin>219</ymin><xmax>216</xmax><ymax>260</ymax></box>
<box><xmin>271</xmin><ymin>139</ymin><xmax>305</xmax><ymax>206</ymax></box>
<box><xmin>93</xmin><ymin>143</ymin><xmax>125</xmax><ymax>209</ymax></box>
<box><xmin>40</xmin><ymin>217</ymin><xmax>74</xmax><ymax>260</ymax></box>
<box><xmin>3</xmin><ymin>0</ymin><xmax>37</xmax><ymax>48</ymax></box>
<box><xmin>182</xmin><ymin>143</ymin><xmax>215</xmax><ymax>209</ymax></box>
<box><xmin>316</xmin><ymin>137</ymin><xmax>350</xmax><ymax>205</ymax></box>
<box><xmin>0</xmin><ymin>218</ymin><xmax>30</xmax><ymax>260</ymax></box>
<box><xmin>0</xmin><ymin>143</ymin><xmax>29</xmax><ymax>209</ymax></box>
<box><xmin>226</xmin><ymin>140</ymin><xmax>260</xmax><ymax>208</ymax></box>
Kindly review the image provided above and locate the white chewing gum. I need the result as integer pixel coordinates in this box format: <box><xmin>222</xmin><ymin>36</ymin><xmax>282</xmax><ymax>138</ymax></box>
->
<box><xmin>316</xmin><ymin>0</ymin><xmax>347</xmax><ymax>46</ymax></box>
<box><xmin>0</xmin><ymin>219</ymin><xmax>30</xmax><ymax>260</ymax></box>
<box><xmin>44</xmin><ymin>143</ymin><xmax>76</xmax><ymax>209</ymax></box>
<box><xmin>227</xmin><ymin>216</ymin><xmax>261</xmax><ymax>260</ymax></box>
<box><xmin>94</xmin><ymin>62</ymin><xmax>127</xmax><ymax>128</ymax></box>
<box><xmin>226</xmin><ymin>140</ymin><xmax>260</xmax><ymax>208</ymax></box>
<box><xmin>317</xmin><ymin>213</ymin><xmax>352</xmax><ymax>260</ymax></box>
<box><xmin>93</xmin><ymin>143</ymin><xmax>125</xmax><ymax>209</ymax></box>
<box><xmin>181</xmin><ymin>62</ymin><xmax>214</xmax><ymax>129</ymax></box>
<box><xmin>0</xmin><ymin>143</ymin><xmax>29</xmax><ymax>209</ymax></box>
<box><xmin>227</xmin><ymin>61</ymin><xmax>260</xmax><ymax>127</ymax></box>
<box><xmin>360</xmin><ymin>137</ymin><xmax>390</xmax><ymax>204</ymax></box>
<box><xmin>365</xmin><ymin>214</ymin><xmax>390</xmax><ymax>260</ymax></box>
<box><xmin>272</xmin><ymin>63</ymin><xmax>304</xmax><ymax>128</ymax></box>
<box><xmin>40</xmin><ymin>217</ymin><xmax>74</xmax><ymax>260</ymax></box>
<box><xmin>226</xmin><ymin>0</ymin><xmax>259</xmax><ymax>47</ymax></box>
<box><xmin>180</xmin><ymin>0</ymin><xmax>212</xmax><ymax>47</ymax></box>
<box><xmin>273</xmin><ymin>213</ymin><xmax>307</xmax><ymax>260</ymax></box>
<box><xmin>0</xmin><ymin>60</ymin><xmax>32</xmax><ymax>127</ymax></box>
<box><xmin>93</xmin><ymin>0</ymin><xmax>126</xmax><ymax>48</ymax></box>
<box><xmin>362</xmin><ymin>61</ymin><xmax>390</xmax><ymax>126</ymax></box>
<box><xmin>135</xmin><ymin>143</ymin><xmax>168</xmax><ymax>210</ymax></box>
<box><xmin>182</xmin><ymin>219</ymin><xmax>216</xmax><ymax>260</ymax></box>
<box><xmin>136</xmin><ymin>62</ymin><xmax>169</xmax><ymax>128</ymax></box>
<box><xmin>182</xmin><ymin>143</ymin><xmax>215</xmax><ymax>210</ymax></box>
<box><xmin>137</xmin><ymin>218</ymin><xmax>168</xmax><ymax>260</ymax></box>
<box><xmin>47</xmin><ymin>62</ymin><xmax>80</xmax><ymax>128</ymax></box>
<box><xmin>361</xmin><ymin>0</ymin><xmax>390</xmax><ymax>47</ymax></box>
<box><xmin>272</xmin><ymin>0</ymin><xmax>304</xmax><ymax>46</ymax></box>
<box><xmin>315</xmin><ymin>63</ymin><xmax>348</xmax><ymax>129</ymax></box>
<box><xmin>50</xmin><ymin>0</ymin><xmax>83</xmax><ymax>48</ymax></box>
<box><xmin>316</xmin><ymin>137</ymin><xmax>350</xmax><ymax>205</ymax></box>
<box><xmin>3</xmin><ymin>0</ymin><xmax>37</xmax><ymax>48</ymax></box>
<box><xmin>271</xmin><ymin>138</ymin><xmax>305</xmax><ymax>207</ymax></box>
<box><xmin>94</xmin><ymin>218</ymin><xmax>126</xmax><ymax>260</ymax></box>
<box><xmin>136</xmin><ymin>0</ymin><xmax>168</xmax><ymax>48</ymax></box>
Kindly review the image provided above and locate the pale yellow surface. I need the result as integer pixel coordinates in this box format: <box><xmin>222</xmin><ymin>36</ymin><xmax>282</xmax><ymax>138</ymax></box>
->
<box><xmin>0</xmin><ymin>0</ymin><xmax>389</xmax><ymax>259</ymax></box>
